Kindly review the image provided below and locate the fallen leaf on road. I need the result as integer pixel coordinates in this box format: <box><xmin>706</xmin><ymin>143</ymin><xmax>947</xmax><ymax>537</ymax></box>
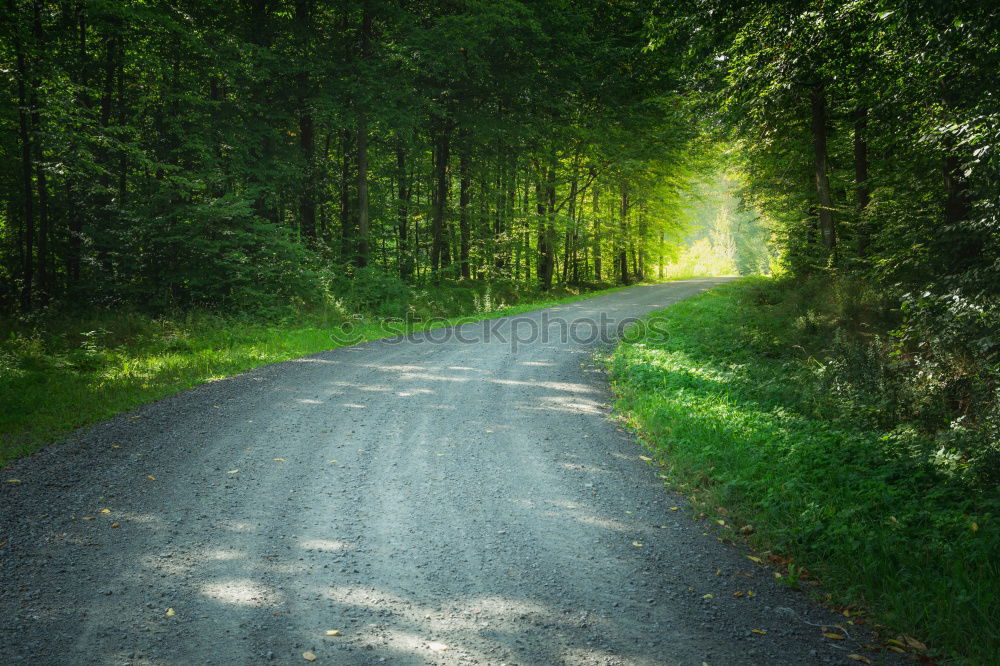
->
<box><xmin>147</xmin><ymin>475</ymin><xmax>156</xmax><ymax>481</ymax></box>
<box><xmin>847</xmin><ymin>655</ymin><xmax>871</xmax><ymax>664</ymax></box>
<box><xmin>227</xmin><ymin>469</ymin><xmax>239</xmax><ymax>474</ymax></box>
<box><xmin>746</xmin><ymin>556</ymin><xmax>762</xmax><ymax>563</ymax></box>
<box><xmin>716</xmin><ymin>520</ymin><xmax>726</xmax><ymax>526</ymax></box>
<box><xmin>639</xmin><ymin>455</ymin><xmax>652</xmax><ymax>462</ymax></box>
<box><xmin>902</xmin><ymin>635</ymin><xmax>927</xmax><ymax>651</ymax></box>
<box><xmin>273</xmin><ymin>458</ymin><xmax>285</xmax><ymax>462</ymax></box>
<box><xmin>703</xmin><ymin>594</ymin><xmax>713</xmax><ymax>599</ymax></box>
<box><xmin>325</xmin><ymin>630</ymin><xmax>341</xmax><ymax>636</ymax></box>
<box><xmin>6</xmin><ymin>479</ymin><xmax>21</xmax><ymax>483</ymax></box>
<box><xmin>303</xmin><ymin>651</ymin><xmax>317</xmax><ymax>661</ymax></box>
<box><xmin>632</xmin><ymin>541</ymin><xmax>643</xmax><ymax>547</ymax></box>
<box><xmin>165</xmin><ymin>608</ymin><xmax>175</xmax><ymax>617</ymax></box>
<box><xmin>751</xmin><ymin>629</ymin><xmax>766</xmax><ymax>635</ymax></box>
<box><xmin>101</xmin><ymin>509</ymin><xmax>111</xmax><ymax>514</ymax></box>
<box><xmin>747</xmin><ymin>590</ymin><xmax>754</xmax><ymax>596</ymax></box>
<box><xmin>823</xmin><ymin>632</ymin><xmax>844</xmax><ymax>640</ymax></box>
<box><xmin>428</xmin><ymin>642</ymin><xmax>448</xmax><ymax>651</ymax></box>
<box><xmin>733</xmin><ymin>591</ymin><xmax>744</xmax><ymax>598</ymax></box>
<box><xmin>670</xmin><ymin>507</ymin><xmax>679</xmax><ymax>511</ymax></box>
<box><xmin>111</xmin><ymin>522</ymin><xmax>120</xmax><ymax>528</ymax></box>
<box><xmin>328</xmin><ymin>460</ymin><xmax>337</xmax><ymax>464</ymax></box>
<box><xmin>82</xmin><ymin>516</ymin><xmax>93</xmax><ymax>521</ymax></box>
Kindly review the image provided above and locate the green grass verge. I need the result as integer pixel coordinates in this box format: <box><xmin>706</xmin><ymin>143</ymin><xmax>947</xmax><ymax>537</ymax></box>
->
<box><xmin>0</xmin><ymin>283</ymin><xmax>633</xmax><ymax>467</ymax></box>
<box><xmin>607</xmin><ymin>277</ymin><xmax>998</xmax><ymax>664</ymax></box>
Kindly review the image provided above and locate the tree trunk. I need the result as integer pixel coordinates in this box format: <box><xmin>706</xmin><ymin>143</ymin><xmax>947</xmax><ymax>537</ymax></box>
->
<box><xmin>340</xmin><ymin>129</ymin><xmax>354</xmax><ymax>262</ymax></box>
<box><xmin>636</xmin><ymin>205</ymin><xmax>646</xmax><ymax>281</ymax></box>
<box><xmin>396</xmin><ymin>144</ymin><xmax>413</xmax><ymax>280</ymax></box>
<box><xmin>68</xmin><ymin>3</ymin><xmax>89</xmax><ymax>286</ymax></box>
<box><xmin>592</xmin><ymin>186</ymin><xmax>602</xmax><ymax>281</ymax></box>
<box><xmin>459</xmin><ymin>149</ymin><xmax>471</xmax><ymax>280</ymax></box>
<box><xmin>618</xmin><ymin>188</ymin><xmax>629</xmax><ymax>285</ymax></box>
<box><xmin>537</xmin><ymin>163</ymin><xmax>556</xmax><ymax>291</ymax></box>
<box><xmin>356</xmin><ymin>118</ymin><xmax>370</xmax><ymax>267</ymax></box>
<box><xmin>13</xmin><ymin>0</ymin><xmax>34</xmax><ymax>311</ymax></box>
<box><xmin>430</xmin><ymin>127</ymin><xmax>450</xmax><ymax>273</ymax></box>
<box><xmin>563</xmin><ymin>163</ymin><xmax>578</xmax><ymax>283</ymax></box>
<box><xmin>853</xmin><ymin>106</ymin><xmax>871</xmax><ymax>257</ymax></box>
<box><xmin>355</xmin><ymin>4</ymin><xmax>372</xmax><ymax>267</ymax></box>
<box><xmin>295</xmin><ymin>0</ymin><xmax>316</xmax><ymax>243</ymax></box>
<box><xmin>810</xmin><ymin>83</ymin><xmax>836</xmax><ymax>256</ymax></box>
<box><xmin>494</xmin><ymin>141</ymin><xmax>506</xmax><ymax>272</ymax></box>
<box><xmin>658</xmin><ymin>231</ymin><xmax>665</xmax><ymax>279</ymax></box>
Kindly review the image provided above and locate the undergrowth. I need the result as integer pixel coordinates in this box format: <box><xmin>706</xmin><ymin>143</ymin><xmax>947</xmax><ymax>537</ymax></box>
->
<box><xmin>608</xmin><ymin>277</ymin><xmax>998</xmax><ymax>664</ymax></box>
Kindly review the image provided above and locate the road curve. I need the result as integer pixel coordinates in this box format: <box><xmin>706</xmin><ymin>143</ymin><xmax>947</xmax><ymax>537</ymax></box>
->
<box><xmin>0</xmin><ymin>279</ymin><xmax>899</xmax><ymax>665</ymax></box>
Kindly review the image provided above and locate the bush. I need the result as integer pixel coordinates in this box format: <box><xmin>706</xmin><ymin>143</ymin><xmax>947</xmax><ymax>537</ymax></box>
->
<box><xmin>609</xmin><ymin>278</ymin><xmax>1000</xmax><ymax>664</ymax></box>
<box><xmin>331</xmin><ymin>265</ymin><xmax>412</xmax><ymax>318</ymax></box>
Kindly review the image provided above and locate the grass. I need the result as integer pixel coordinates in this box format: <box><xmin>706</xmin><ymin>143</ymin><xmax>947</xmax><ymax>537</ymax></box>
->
<box><xmin>607</xmin><ymin>277</ymin><xmax>998</xmax><ymax>665</ymax></box>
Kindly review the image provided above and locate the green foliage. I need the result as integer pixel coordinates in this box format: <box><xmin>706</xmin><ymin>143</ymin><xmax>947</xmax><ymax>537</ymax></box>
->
<box><xmin>1</xmin><ymin>0</ymin><xmax>704</xmax><ymax>318</ymax></box>
<box><xmin>609</xmin><ymin>279</ymin><xmax>999</xmax><ymax>663</ymax></box>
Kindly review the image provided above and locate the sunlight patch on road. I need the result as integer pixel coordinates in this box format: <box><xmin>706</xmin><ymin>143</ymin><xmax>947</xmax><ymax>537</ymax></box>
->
<box><xmin>299</xmin><ymin>538</ymin><xmax>355</xmax><ymax>552</ymax></box>
<box><xmin>201</xmin><ymin>579</ymin><xmax>282</xmax><ymax>607</ymax></box>
<box><xmin>489</xmin><ymin>378</ymin><xmax>598</xmax><ymax>393</ymax></box>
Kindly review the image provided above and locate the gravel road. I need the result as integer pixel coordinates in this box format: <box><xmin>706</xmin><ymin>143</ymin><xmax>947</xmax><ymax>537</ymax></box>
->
<box><xmin>0</xmin><ymin>279</ymin><xmax>903</xmax><ymax>665</ymax></box>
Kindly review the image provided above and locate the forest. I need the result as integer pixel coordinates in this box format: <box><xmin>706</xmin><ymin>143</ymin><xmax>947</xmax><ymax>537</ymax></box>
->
<box><xmin>2</xmin><ymin>0</ymin><xmax>998</xmax><ymax>661</ymax></box>
<box><xmin>0</xmin><ymin>0</ymin><xmax>715</xmax><ymax>316</ymax></box>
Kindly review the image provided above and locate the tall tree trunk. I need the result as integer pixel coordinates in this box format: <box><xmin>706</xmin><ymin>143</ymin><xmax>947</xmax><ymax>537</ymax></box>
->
<box><xmin>248</xmin><ymin>0</ymin><xmax>276</xmax><ymax>223</ymax></box>
<box><xmin>396</xmin><ymin>144</ymin><xmax>413</xmax><ymax>280</ymax></box>
<box><xmin>356</xmin><ymin>119</ymin><xmax>370</xmax><ymax>267</ymax></box>
<box><xmin>13</xmin><ymin>0</ymin><xmax>34</xmax><ymax>311</ymax></box>
<box><xmin>296</xmin><ymin>0</ymin><xmax>316</xmax><ymax>243</ymax></box>
<box><xmin>618</xmin><ymin>188</ymin><xmax>630</xmax><ymax>285</ymax></box>
<box><xmin>658</xmin><ymin>231</ymin><xmax>665</xmax><ymax>279</ymax></box>
<box><xmin>31</xmin><ymin>0</ymin><xmax>48</xmax><ymax>303</ymax></box>
<box><xmin>854</xmin><ymin>106</ymin><xmax>871</xmax><ymax>257</ymax></box>
<box><xmin>636</xmin><ymin>205</ymin><xmax>646</xmax><ymax>281</ymax></box>
<box><xmin>355</xmin><ymin>4</ymin><xmax>372</xmax><ymax>267</ymax></box>
<box><xmin>68</xmin><ymin>2</ymin><xmax>89</xmax><ymax>286</ymax></box>
<box><xmin>35</xmin><ymin>156</ymin><xmax>50</xmax><ymax>303</ymax></box>
<box><xmin>592</xmin><ymin>186</ymin><xmax>601</xmax><ymax>281</ymax></box>
<box><xmin>810</xmin><ymin>83</ymin><xmax>836</xmax><ymax>256</ymax></box>
<box><xmin>534</xmin><ymin>176</ymin><xmax>546</xmax><ymax>289</ymax></box>
<box><xmin>563</xmin><ymin>160</ymin><xmax>578</xmax><ymax>283</ymax></box>
<box><xmin>494</xmin><ymin>140</ymin><xmax>506</xmax><ymax>272</ymax></box>
<box><xmin>340</xmin><ymin>129</ymin><xmax>354</xmax><ymax>262</ymax></box>
<box><xmin>459</xmin><ymin>149</ymin><xmax>471</xmax><ymax>280</ymax></box>
<box><xmin>430</xmin><ymin>126</ymin><xmax>450</xmax><ymax>273</ymax></box>
<box><xmin>537</xmin><ymin>162</ymin><xmax>556</xmax><ymax>291</ymax></box>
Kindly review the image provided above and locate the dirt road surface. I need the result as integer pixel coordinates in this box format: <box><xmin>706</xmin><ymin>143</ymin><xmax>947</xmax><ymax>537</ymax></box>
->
<box><xmin>0</xmin><ymin>279</ymin><xmax>901</xmax><ymax>665</ymax></box>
